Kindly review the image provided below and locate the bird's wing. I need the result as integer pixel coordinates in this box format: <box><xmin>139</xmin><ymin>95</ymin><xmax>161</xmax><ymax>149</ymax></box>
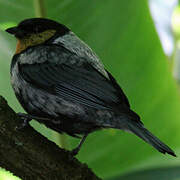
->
<box><xmin>18</xmin><ymin>46</ymin><xmax>130</xmax><ymax>110</ymax></box>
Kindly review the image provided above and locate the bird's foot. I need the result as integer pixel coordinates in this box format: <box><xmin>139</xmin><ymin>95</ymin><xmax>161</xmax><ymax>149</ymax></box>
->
<box><xmin>70</xmin><ymin>134</ymin><xmax>88</xmax><ymax>156</ymax></box>
<box><xmin>70</xmin><ymin>147</ymin><xmax>80</xmax><ymax>156</ymax></box>
<box><xmin>16</xmin><ymin>113</ymin><xmax>32</xmax><ymax>130</ymax></box>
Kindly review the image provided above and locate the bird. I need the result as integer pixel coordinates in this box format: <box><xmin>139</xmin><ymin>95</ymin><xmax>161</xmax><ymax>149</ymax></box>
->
<box><xmin>6</xmin><ymin>18</ymin><xmax>176</xmax><ymax>156</ymax></box>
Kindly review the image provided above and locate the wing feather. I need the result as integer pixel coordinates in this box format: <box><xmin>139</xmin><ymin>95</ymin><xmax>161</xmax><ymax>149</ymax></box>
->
<box><xmin>18</xmin><ymin>49</ymin><xmax>129</xmax><ymax>110</ymax></box>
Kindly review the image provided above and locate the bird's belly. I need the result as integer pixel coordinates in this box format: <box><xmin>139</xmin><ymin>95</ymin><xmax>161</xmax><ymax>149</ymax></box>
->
<box><xmin>10</xmin><ymin>65</ymin><xmax>99</xmax><ymax>135</ymax></box>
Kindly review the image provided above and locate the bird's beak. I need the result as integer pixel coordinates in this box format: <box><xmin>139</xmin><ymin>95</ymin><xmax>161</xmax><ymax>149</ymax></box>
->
<box><xmin>6</xmin><ymin>27</ymin><xmax>19</xmax><ymax>35</ymax></box>
<box><xmin>6</xmin><ymin>27</ymin><xmax>26</xmax><ymax>38</ymax></box>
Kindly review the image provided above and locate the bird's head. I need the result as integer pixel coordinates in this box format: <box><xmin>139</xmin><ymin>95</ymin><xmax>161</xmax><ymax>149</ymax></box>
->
<box><xmin>6</xmin><ymin>18</ymin><xmax>69</xmax><ymax>54</ymax></box>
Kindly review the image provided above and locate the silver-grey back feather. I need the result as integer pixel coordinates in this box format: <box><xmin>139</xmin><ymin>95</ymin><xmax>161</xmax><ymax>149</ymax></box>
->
<box><xmin>53</xmin><ymin>32</ymin><xmax>109</xmax><ymax>78</ymax></box>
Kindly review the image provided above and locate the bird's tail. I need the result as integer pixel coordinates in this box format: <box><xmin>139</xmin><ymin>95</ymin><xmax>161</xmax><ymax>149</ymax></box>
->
<box><xmin>126</xmin><ymin>120</ymin><xmax>176</xmax><ymax>157</ymax></box>
<box><xmin>113</xmin><ymin>111</ymin><xmax>176</xmax><ymax>157</ymax></box>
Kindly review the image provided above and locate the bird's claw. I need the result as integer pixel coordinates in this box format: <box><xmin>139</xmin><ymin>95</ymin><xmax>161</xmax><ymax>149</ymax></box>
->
<box><xmin>70</xmin><ymin>148</ymin><xmax>79</xmax><ymax>156</ymax></box>
<box><xmin>16</xmin><ymin>113</ymin><xmax>32</xmax><ymax>130</ymax></box>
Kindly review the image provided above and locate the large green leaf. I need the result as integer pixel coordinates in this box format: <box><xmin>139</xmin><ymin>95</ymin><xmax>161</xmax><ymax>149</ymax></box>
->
<box><xmin>0</xmin><ymin>0</ymin><xmax>33</xmax><ymax>22</ymax></box>
<box><xmin>109</xmin><ymin>166</ymin><xmax>180</xmax><ymax>180</ymax></box>
<box><xmin>0</xmin><ymin>0</ymin><xmax>180</xmax><ymax>179</ymax></box>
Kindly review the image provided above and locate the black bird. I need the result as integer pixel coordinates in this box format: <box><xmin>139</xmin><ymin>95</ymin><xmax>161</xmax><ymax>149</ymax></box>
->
<box><xmin>6</xmin><ymin>18</ymin><xmax>176</xmax><ymax>156</ymax></box>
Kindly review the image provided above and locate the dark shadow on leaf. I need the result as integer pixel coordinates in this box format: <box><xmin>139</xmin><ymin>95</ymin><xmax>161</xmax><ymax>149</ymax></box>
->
<box><xmin>108</xmin><ymin>166</ymin><xmax>180</xmax><ymax>180</ymax></box>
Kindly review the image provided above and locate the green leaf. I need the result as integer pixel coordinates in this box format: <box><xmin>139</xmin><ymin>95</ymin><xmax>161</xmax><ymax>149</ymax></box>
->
<box><xmin>0</xmin><ymin>0</ymin><xmax>180</xmax><ymax>179</ymax></box>
<box><xmin>0</xmin><ymin>22</ymin><xmax>17</xmax><ymax>31</ymax></box>
<box><xmin>108</xmin><ymin>166</ymin><xmax>180</xmax><ymax>180</ymax></box>
<box><xmin>0</xmin><ymin>168</ymin><xmax>20</xmax><ymax>180</ymax></box>
<box><xmin>0</xmin><ymin>0</ymin><xmax>33</xmax><ymax>23</ymax></box>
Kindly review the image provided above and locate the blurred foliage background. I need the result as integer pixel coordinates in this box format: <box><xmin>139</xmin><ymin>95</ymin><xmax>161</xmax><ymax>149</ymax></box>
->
<box><xmin>0</xmin><ymin>0</ymin><xmax>180</xmax><ymax>179</ymax></box>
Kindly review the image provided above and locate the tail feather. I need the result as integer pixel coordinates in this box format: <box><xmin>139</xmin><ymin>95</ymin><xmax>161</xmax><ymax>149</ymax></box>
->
<box><xmin>126</xmin><ymin>120</ymin><xmax>176</xmax><ymax>157</ymax></box>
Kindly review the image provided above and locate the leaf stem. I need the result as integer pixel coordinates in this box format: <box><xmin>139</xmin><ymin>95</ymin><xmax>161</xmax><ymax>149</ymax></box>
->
<box><xmin>33</xmin><ymin>0</ymin><xmax>68</xmax><ymax>150</ymax></box>
<box><xmin>34</xmin><ymin>0</ymin><xmax>68</xmax><ymax>148</ymax></box>
<box><xmin>53</xmin><ymin>132</ymin><xmax>69</xmax><ymax>149</ymax></box>
<box><xmin>33</xmin><ymin>0</ymin><xmax>46</xmax><ymax>18</ymax></box>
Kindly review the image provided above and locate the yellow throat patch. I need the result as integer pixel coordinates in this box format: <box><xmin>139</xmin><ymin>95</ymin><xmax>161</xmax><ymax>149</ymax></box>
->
<box><xmin>15</xmin><ymin>30</ymin><xmax>56</xmax><ymax>54</ymax></box>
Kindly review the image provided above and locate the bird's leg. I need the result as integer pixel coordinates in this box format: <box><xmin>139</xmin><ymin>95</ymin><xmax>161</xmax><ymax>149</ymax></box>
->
<box><xmin>16</xmin><ymin>113</ymin><xmax>32</xmax><ymax>129</ymax></box>
<box><xmin>18</xmin><ymin>113</ymin><xmax>51</xmax><ymax>121</ymax></box>
<box><xmin>16</xmin><ymin>113</ymin><xmax>51</xmax><ymax>130</ymax></box>
<box><xmin>71</xmin><ymin>134</ymin><xmax>88</xmax><ymax>156</ymax></box>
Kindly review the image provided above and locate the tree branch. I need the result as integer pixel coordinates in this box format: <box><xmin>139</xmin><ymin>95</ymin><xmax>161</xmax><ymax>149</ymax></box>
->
<box><xmin>0</xmin><ymin>96</ymin><xmax>101</xmax><ymax>180</ymax></box>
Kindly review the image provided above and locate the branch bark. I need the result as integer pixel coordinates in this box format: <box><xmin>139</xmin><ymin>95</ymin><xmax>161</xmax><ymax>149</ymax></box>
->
<box><xmin>0</xmin><ymin>96</ymin><xmax>101</xmax><ymax>180</ymax></box>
